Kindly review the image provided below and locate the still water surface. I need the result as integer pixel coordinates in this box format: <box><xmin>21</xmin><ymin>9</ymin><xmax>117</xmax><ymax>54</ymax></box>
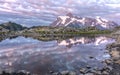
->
<box><xmin>0</xmin><ymin>36</ymin><xmax>115</xmax><ymax>75</ymax></box>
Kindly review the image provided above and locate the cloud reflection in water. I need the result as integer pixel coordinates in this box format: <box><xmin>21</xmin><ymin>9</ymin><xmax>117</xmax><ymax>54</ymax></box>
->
<box><xmin>0</xmin><ymin>36</ymin><xmax>115</xmax><ymax>74</ymax></box>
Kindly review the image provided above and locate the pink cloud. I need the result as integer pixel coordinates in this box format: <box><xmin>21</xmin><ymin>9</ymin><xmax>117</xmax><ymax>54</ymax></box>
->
<box><xmin>0</xmin><ymin>0</ymin><xmax>120</xmax><ymax>26</ymax></box>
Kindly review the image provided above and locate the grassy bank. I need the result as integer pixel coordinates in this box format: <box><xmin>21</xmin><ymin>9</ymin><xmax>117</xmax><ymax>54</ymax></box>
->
<box><xmin>0</xmin><ymin>26</ymin><xmax>112</xmax><ymax>41</ymax></box>
<box><xmin>22</xmin><ymin>26</ymin><xmax>112</xmax><ymax>36</ymax></box>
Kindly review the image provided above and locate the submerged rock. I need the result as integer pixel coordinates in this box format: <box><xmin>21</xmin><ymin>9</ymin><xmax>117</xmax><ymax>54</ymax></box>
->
<box><xmin>84</xmin><ymin>73</ymin><xmax>94</xmax><ymax>75</ymax></box>
<box><xmin>51</xmin><ymin>71</ymin><xmax>76</xmax><ymax>75</ymax></box>
<box><xmin>68</xmin><ymin>71</ymin><xmax>76</xmax><ymax>75</ymax></box>
<box><xmin>104</xmin><ymin>59</ymin><xmax>112</xmax><ymax>65</ymax></box>
<box><xmin>61</xmin><ymin>71</ymin><xmax>69</xmax><ymax>75</ymax></box>
<box><xmin>52</xmin><ymin>72</ymin><xmax>61</xmax><ymax>75</ymax></box>
<box><xmin>80</xmin><ymin>68</ymin><xmax>87</xmax><ymax>74</ymax></box>
<box><xmin>86</xmin><ymin>65</ymin><xmax>91</xmax><ymax>69</ymax></box>
<box><xmin>89</xmin><ymin>56</ymin><xmax>94</xmax><ymax>59</ymax></box>
<box><xmin>102</xmin><ymin>71</ymin><xmax>109</xmax><ymax>75</ymax></box>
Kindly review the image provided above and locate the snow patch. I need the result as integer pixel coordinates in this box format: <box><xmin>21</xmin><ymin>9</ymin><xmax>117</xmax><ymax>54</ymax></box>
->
<box><xmin>58</xmin><ymin>16</ymin><xmax>70</xmax><ymax>24</ymax></box>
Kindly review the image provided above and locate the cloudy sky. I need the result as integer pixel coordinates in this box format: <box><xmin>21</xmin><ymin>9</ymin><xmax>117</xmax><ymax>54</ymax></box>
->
<box><xmin>0</xmin><ymin>0</ymin><xmax>120</xmax><ymax>27</ymax></box>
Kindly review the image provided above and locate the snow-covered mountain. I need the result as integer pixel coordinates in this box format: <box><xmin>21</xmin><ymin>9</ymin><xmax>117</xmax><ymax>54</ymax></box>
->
<box><xmin>50</xmin><ymin>13</ymin><xmax>118</xmax><ymax>29</ymax></box>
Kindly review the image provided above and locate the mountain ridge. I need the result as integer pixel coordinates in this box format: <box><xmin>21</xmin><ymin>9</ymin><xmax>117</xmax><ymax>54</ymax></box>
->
<box><xmin>50</xmin><ymin>13</ymin><xmax>118</xmax><ymax>29</ymax></box>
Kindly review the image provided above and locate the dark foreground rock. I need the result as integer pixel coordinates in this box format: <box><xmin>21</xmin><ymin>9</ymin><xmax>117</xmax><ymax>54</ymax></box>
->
<box><xmin>109</xmin><ymin>63</ymin><xmax>120</xmax><ymax>75</ymax></box>
<box><xmin>0</xmin><ymin>71</ymin><xmax>32</xmax><ymax>75</ymax></box>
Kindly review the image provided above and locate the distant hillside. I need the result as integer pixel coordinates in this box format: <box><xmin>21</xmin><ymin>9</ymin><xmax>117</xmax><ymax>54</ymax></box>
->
<box><xmin>0</xmin><ymin>21</ymin><xmax>26</xmax><ymax>31</ymax></box>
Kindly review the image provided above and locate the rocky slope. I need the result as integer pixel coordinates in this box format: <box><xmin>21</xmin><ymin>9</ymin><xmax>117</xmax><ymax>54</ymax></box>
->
<box><xmin>0</xmin><ymin>21</ymin><xmax>26</xmax><ymax>31</ymax></box>
<box><xmin>50</xmin><ymin>13</ymin><xmax>118</xmax><ymax>30</ymax></box>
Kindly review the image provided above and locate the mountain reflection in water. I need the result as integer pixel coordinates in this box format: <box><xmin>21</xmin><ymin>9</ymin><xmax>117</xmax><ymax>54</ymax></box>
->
<box><xmin>0</xmin><ymin>36</ymin><xmax>115</xmax><ymax>75</ymax></box>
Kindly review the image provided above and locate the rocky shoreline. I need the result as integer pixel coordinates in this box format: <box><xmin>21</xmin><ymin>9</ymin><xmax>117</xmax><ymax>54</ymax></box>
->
<box><xmin>49</xmin><ymin>66</ymin><xmax>112</xmax><ymax>75</ymax></box>
<box><xmin>106</xmin><ymin>43</ymin><xmax>120</xmax><ymax>75</ymax></box>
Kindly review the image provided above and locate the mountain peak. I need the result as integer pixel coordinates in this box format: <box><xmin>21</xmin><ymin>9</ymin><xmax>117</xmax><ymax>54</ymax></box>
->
<box><xmin>66</xmin><ymin>12</ymin><xmax>73</xmax><ymax>17</ymax></box>
<box><xmin>50</xmin><ymin>14</ymin><xmax>118</xmax><ymax>29</ymax></box>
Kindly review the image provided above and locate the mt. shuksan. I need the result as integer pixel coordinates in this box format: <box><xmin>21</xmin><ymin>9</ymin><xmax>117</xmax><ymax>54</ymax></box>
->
<box><xmin>50</xmin><ymin>13</ymin><xmax>118</xmax><ymax>29</ymax></box>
